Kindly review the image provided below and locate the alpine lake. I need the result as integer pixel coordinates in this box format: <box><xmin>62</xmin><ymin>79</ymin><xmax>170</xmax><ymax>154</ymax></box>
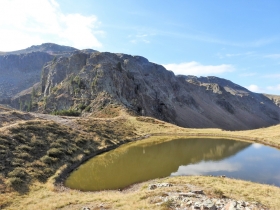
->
<box><xmin>65</xmin><ymin>137</ymin><xmax>280</xmax><ymax>191</ymax></box>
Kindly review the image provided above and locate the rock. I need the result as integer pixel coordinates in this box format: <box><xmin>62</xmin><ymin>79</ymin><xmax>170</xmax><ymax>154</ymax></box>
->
<box><xmin>224</xmin><ymin>201</ymin><xmax>237</xmax><ymax>210</ymax></box>
<box><xmin>0</xmin><ymin>43</ymin><xmax>78</xmax><ymax>101</ymax></box>
<box><xmin>148</xmin><ymin>183</ymin><xmax>172</xmax><ymax>190</ymax></box>
<box><xmin>191</xmin><ymin>189</ymin><xmax>204</xmax><ymax>194</ymax></box>
<box><xmin>158</xmin><ymin>183</ymin><xmax>173</xmax><ymax>187</ymax></box>
<box><xmin>186</xmin><ymin>200</ymin><xmax>193</xmax><ymax>206</ymax></box>
<box><xmin>202</xmin><ymin>199</ymin><xmax>216</xmax><ymax>210</ymax></box>
<box><xmin>237</xmin><ymin>200</ymin><xmax>246</xmax><ymax>207</ymax></box>
<box><xmin>81</xmin><ymin>207</ymin><xmax>90</xmax><ymax>210</ymax></box>
<box><xmin>148</xmin><ymin>184</ymin><xmax>157</xmax><ymax>190</ymax></box>
<box><xmin>192</xmin><ymin>202</ymin><xmax>201</xmax><ymax>209</ymax></box>
<box><xmin>7</xmin><ymin>47</ymin><xmax>279</xmax><ymax>131</ymax></box>
<box><xmin>179</xmin><ymin>192</ymin><xmax>197</xmax><ymax>197</ymax></box>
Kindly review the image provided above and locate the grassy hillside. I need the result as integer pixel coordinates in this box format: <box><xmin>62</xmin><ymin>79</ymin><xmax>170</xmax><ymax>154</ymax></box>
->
<box><xmin>0</xmin><ymin>106</ymin><xmax>280</xmax><ymax>209</ymax></box>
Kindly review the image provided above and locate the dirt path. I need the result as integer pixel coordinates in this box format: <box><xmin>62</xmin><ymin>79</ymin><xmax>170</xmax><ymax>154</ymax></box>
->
<box><xmin>30</xmin><ymin>113</ymin><xmax>80</xmax><ymax>128</ymax></box>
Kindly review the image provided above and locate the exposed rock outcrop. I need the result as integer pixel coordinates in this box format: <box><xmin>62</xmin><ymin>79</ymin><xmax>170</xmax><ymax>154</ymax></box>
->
<box><xmin>12</xmin><ymin>50</ymin><xmax>278</xmax><ymax>130</ymax></box>
<box><xmin>0</xmin><ymin>43</ymin><xmax>83</xmax><ymax>100</ymax></box>
<box><xmin>1</xmin><ymin>44</ymin><xmax>280</xmax><ymax>130</ymax></box>
<box><xmin>148</xmin><ymin>182</ymin><xmax>268</xmax><ymax>210</ymax></box>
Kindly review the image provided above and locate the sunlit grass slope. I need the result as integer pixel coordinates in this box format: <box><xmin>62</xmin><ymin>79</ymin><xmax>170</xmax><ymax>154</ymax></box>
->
<box><xmin>0</xmin><ymin>107</ymin><xmax>279</xmax><ymax>209</ymax></box>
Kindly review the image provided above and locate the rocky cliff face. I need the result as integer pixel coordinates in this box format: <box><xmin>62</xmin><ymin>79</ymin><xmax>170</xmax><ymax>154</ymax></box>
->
<box><xmin>14</xmin><ymin>50</ymin><xmax>279</xmax><ymax>130</ymax></box>
<box><xmin>0</xmin><ymin>43</ymin><xmax>83</xmax><ymax>100</ymax></box>
<box><xmin>0</xmin><ymin>52</ymin><xmax>53</xmax><ymax>99</ymax></box>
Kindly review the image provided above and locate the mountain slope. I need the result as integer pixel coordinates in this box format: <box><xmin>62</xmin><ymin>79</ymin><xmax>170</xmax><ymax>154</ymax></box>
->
<box><xmin>0</xmin><ymin>43</ymin><xmax>84</xmax><ymax>100</ymax></box>
<box><xmin>9</xmin><ymin>50</ymin><xmax>279</xmax><ymax>130</ymax></box>
<box><xmin>1</xmin><ymin>43</ymin><xmax>78</xmax><ymax>55</ymax></box>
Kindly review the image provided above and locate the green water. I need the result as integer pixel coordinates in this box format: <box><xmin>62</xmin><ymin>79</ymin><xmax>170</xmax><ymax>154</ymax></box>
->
<box><xmin>65</xmin><ymin>137</ymin><xmax>250</xmax><ymax>191</ymax></box>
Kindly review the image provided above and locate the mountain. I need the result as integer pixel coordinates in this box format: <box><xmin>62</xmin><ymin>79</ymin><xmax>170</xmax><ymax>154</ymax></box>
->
<box><xmin>0</xmin><ymin>43</ymin><xmax>98</xmax><ymax>100</ymax></box>
<box><xmin>1</xmin><ymin>43</ymin><xmax>78</xmax><ymax>55</ymax></box>
<box><xmin>6</xmin><ymin>49</ymin><xmax>279</xmax><ymax>130</ymax></box>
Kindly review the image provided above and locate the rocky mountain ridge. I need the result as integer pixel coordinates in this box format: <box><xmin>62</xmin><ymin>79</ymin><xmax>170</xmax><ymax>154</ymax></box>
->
<box><xmin>1</xmin><ymin>44</ymin><xmax>280</xmax><ymax>130</ymax></box>
<box><xmin>1</xmin><ymin>43</ymin><xmax>77</xmax><ymax>55</ymax></box>
<box><xmin>5</xmin><ymin>48</ymin><xmax>279</xmax><ymax>130</ymax></box>
<box><xmin>0</xmin><ymin>43</ymin><xmax>97</xmax><ymax>100</ymax></box>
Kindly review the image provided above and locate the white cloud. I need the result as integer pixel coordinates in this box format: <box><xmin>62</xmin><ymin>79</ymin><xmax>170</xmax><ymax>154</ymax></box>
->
<box><xmin>129</xmin><ymin>33</ymin><xmax>152</xmax><ymax>44</ymax></box>
<box><xmin>264</xmin><ymin>74</ymin><xmax>280</xmax><ymax>78</ymax></box>
<box><xmin>163</xmin><ymin>61</ymin><xmax>234</xmax><ymax>76</ymax></box>
<box><xmin>264</xmin><ymin>54</ymin><xmax>280</xmax><ymax>59</ymax></box>
<box><xmin>239</xmin><ymin>72</ymin><xmax>257</xmax><ymax>77</ymax></box>
<box><xmin>267</xmin><ymin>84</ymin><xmax>280</xmax><ymax>91</ymax></box>
<box><xmin>252</xmin><ymin>143</ymin><xmax>263</xmax><ymax>149</ymax></box>
<box><xmin>0</xmin><ymin>0</ymin><xmax>102</xmax><ymax>51</ymax></box>
<box><xmin>246</xmin><ymin>84</ymin><xmax>261</xmax><ymax>92</ymax></box>
<box><xmin>225</xmin><ymin>52</ymin><xmax>255</xmax><ymax>58</ymax></box>
<box><xmin>171</xmin><ymin>161</ymin><xmax>240</xmax><ymax>176</ymax></box>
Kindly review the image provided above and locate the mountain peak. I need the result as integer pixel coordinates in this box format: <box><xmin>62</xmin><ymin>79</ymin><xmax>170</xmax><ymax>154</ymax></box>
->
<box><xmin>4</xmin><ymin>43</ymin><xmax>78</xmax><ymax>55</ymax></box>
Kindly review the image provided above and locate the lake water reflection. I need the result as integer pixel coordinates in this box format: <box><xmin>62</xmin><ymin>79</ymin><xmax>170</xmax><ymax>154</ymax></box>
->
<box><xmin>65</xmin><ymin>138</ymin><xmax>280</xmax><ymax>191</ymax></box>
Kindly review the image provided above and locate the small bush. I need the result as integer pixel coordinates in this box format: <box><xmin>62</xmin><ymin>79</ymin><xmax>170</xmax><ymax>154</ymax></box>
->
<box><xmin>161</xmin><ymin>199</ymin><xmax>175</xmax><ymax>210</ymax></box>
<box><xmin>12</xmin><ymin>133</ymin><xmax>28</xmax><ymax>143</ymax></box>
<box><xmin>56</xmin><ymin>138</ymin><xmax>68</xmax><ymax>145</ymax></box>
<box><xmin>0</xmin><ymin>149</ymin><xmax>7</xmax><ymax>155</ymax></box>
<box><xmin>75</xmin><ymin>137</ymin><xmax>87</xmax><ymax>146</ymax></box>
<box><xmin>8</xmin><ymin>177</ymin><xmax>24</xmax><ymax>187</ymax></box>
<box><xmin>11</xmin><ymin>158</ymin><xmax>25</xmax><ymax>167</ymax></box>
<box><xmin>50</xmin><ymin>142</ymin><xmax>62</xmax><ymax>148</ymax></box>
<box><xmin>0</xmin><ymin>145</ymin><xmax>8</xmax><ymax>150</ymax></box>
<box><xmin>16</xmin><ymin>145</ymin><xmax>32</xmax><ymax>151</ymax></box>
<box><xmin>51</xmin><ymin>109</ymin><xmax>80</xmax><ymax>116</ymax></box>
<box><xmin>17</xmin><ymin>152</ymin><xmax>31</xmax><ymax>160</ymax></box>
<box><xmin>8</xmin><ymin>167</ymin><xmax>26</xmax><ymax>179</ymax></box>
<box><xmin>30</xmin><ymin>160</ymin><xmax>45</xmax><ymax>168</ymax></box>
<box><xmin>30</xmin><ymin>139</ymin><xmax>45</xmax><ymax>147</ymax></box>
<box><xmin>65</xmin><ymin>148</ymin><xmax>75</xmax><ymax>155</ymax></box>
<box><xmin>41</xmin><ymin>155</ymin><xmax>58</xmax><ymax>164</ymax></box>
<box><xmin>84</xmin><ymin>105</ymin><xmax>91</xmax><ymax>112</ymax></box>
<box><xmin>47</xmin><ymin>148</ymin><xmax>64</xmax><ymax>157</ymax></box>
<box><xmin>43</xmin><ymin>168</ymin><xmax>54</xmax><ymax>176</ymax></box>
<box><xmin>78</xmin><ymin>104</ymin><xmax>87</xmax><ymax>110</ymax></box>
<box><xmin>214</xmin><ymin>188</ymin><xmax>225</xmax><ymax>198</ymax></box>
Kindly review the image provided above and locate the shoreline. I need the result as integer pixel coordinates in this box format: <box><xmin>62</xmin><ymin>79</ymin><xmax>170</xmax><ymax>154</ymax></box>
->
<box><xmin>56</xmin><ymin>132</ymin><xmax>280</xmax><ymax>191</ymax></box>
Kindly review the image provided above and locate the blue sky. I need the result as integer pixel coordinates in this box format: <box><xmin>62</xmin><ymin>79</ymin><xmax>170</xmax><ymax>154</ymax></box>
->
<box><xmin>1</xmin><ymin>0</ymin><xmax>280</xmax><ymax>95</ymax></box>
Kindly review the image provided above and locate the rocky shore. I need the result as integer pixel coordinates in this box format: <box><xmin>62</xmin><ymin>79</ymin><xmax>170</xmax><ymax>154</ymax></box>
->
<box><xmin>148</xmin><ymin>183</ymin><xmax>268</xmax><ymax>210</ymax></box>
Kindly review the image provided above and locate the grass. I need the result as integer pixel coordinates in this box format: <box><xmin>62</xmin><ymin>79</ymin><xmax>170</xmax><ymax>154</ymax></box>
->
<box><xmin>51</xmin><ymin>109</ymin><xmax>81</xmax><ymax>116</ymax></box>
<box><xmin>0</xmin><ymin>107</ymin><xmax>280</xmax><ymax>209</ymax></box>
<box><xmin>2</xmin><ymin>176</ymin><xmax>280</xmax><ymax>210</ymax></box>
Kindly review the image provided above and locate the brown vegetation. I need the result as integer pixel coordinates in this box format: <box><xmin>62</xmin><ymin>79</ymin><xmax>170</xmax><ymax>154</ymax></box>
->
<box><xmin>0</xmin><ymin>107</ymin><xmax>280</xmax><ymax>209</ymax></box>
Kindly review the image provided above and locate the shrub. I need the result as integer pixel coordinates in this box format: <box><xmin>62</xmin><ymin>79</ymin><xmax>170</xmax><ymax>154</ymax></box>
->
<box><xmin>43</xmin><ymin>168</ymin><xmax>54</xmax><ymax>176</ymax></box>
<box><xmin>78</xmin><ymin>104</ymin><xmax>87</xmax><ymax>110</ymax></box>
<box><xmin>11</xmin><ymin>158</ymin><xmax>25</xmax><ymax>167</ymax></box>
<box><xmin>75</xmin><ymin>137</ymin><xmax>87</xmax><ymax>146</ymax></box>
<box><xmin>51</xmin><ymin>109</ymin><xmax>80</xmax><ymax>116</ymax></box>
<box><xmin>30</xmin><ymin>138</ymin><xmax>45</xmax><ymax>147</ymax></box>
<box><xmin>8</xmin><ymin>177</ymin><xmax>24</xmax><ymax>187</ymax></box>
<box><xmin>84</xmin><ymin>105</ymin><xmax>91</xmax><ymax>112</ymax></box>
<box><xmin>50</xmin><ymin>142</ymin><xmax>62</xmax><ymax>148</ymax></box>
<box><xmin>16</xmin><ymin>145</ymin><xmax>32</xmax><ymax>151</ymax></box>
<box><xmin>47</xmin><ymin>148</ymin><xmax>64</xmax><ymax>157</ymax></box>
<box><xmin>8</xmin><ymin>167</ymin><xmax>26</xmax><ymax>179</ymax></box>
<box><xmin>0</xmin><ymin>144</ymin><xmax>8</xmax><ymax>150</ymax></box>
<box><xmin>17</xmin><ymin>152</ymin><xmax>31</xmax><ymax>160</ymax></box>
<box><xmin>41</xmin><ymin>155</ymin><xmax>58</xmax><ymax>164</ymax></box>
<box><xmin>56</xmin><ymin>138</ymin><xmax>68</xmax><ymax>145</ymax></box>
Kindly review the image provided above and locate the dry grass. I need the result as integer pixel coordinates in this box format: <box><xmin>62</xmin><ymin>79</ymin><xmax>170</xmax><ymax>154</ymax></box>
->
<box><xmin>3</xmin><ymin>176</ymin><xmax>280</xmax><ymax>210</ymax></box>
<box><xmin>91</xmin><ymin>104</ymin><xmax>122</xmax><ymax>118</ymax></box>
<box><xmin>0</xmin><ymin>107</ymin><xmax>280</xmax><ymax>209</ymax></box>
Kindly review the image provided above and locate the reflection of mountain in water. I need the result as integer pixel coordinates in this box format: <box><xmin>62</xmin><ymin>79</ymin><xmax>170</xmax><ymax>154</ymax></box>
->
<box><xmin>65</xmin><ymin>138</ymin><xmax>250</xmax><ymax>191</ymax></box>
